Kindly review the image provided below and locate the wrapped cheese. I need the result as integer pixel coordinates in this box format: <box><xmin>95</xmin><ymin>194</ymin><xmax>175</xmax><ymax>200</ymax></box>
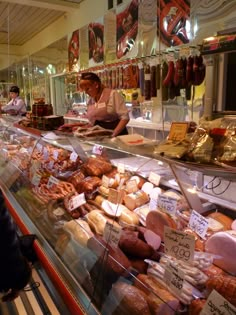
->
<box><xmin>124</xmin><ymin>190</ymin><xmax>149</xmax><ymax>211</ymax></box>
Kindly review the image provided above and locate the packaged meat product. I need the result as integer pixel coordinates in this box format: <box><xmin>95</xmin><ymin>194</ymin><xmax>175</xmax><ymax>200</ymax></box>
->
<box><xmin>118</xmin><ymin>207</ymin><xmax>139</xmax><ymax>226</ymax></box>
<box><xmin>205</xmin><ymin>230</ymin><xmax>236</xmax><ymax>275</ymax></box>
<box><xmin>76</xmin><ymin>176</ymin><xmax>101</xmax><ymax>198</ymax></box>
<box><xmin>82</xmin><ymin>156</ymin><xmax>113</xmax><ymax>177</ymax></box>
<box><xmin>87</xmin><ymin>210</ymin><xmax>120</xmax><ymax>235</ymax></box>
<box><xmin>207</xmin><ymin>212</ymin><xmax>233</xmax><ymax>231</ymax></box>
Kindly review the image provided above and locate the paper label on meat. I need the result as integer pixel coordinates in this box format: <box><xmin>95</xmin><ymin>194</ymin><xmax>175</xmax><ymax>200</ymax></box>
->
<box><xmin>164</xmin><ymin>226</ymin><xmax>195</xmax><ymax>263</ymax></box>
<box><xmin>103</xmin><ymin>221</ymin><xmax>122</xmax><ymax>247</ymax></box>
<box><xmin>70</xmin><ymin>151</ymin><xmax>78</xmax><ymax>162</ymax></box>
<box><xmin>31</xmin><ymin>173</ymin><xmax>41</xmax><ymax>186</ymax></box>
<box><xmin>92</xmin><ymin>144</ymin><xmax>103</xmax><ymax>155</ymax></box>
<box><xmin>47</xmin><ymin>176</ymin><xmax>60</xmax><ymax>188</ymax></box>
<box><xmin>200</xmin><ymin>289</ymin><xmax>236</xmax><ymax>315</ymax></box>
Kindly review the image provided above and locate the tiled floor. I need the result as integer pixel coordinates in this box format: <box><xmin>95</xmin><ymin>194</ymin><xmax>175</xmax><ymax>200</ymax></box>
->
<box><xmin>0</xmin><ymin>263</ymin><xmax>71</xmax><ymax>315</ymax></box>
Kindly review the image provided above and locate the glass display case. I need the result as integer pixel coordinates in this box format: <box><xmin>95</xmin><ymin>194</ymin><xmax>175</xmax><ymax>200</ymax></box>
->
<box><xmin>0</xmin><ymin>118</ymin><xmax>235</xmax><ymax>315</ymax></box>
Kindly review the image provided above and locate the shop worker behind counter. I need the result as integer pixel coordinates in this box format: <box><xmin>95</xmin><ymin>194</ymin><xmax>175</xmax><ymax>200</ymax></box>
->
<box><xmin>1</xmin><ymin>85</ymin><xmax>26</xmax><ymax>116</ymax></box>
<box><xmin>79</xmin><ymin>72</ymin><xmax>129</xmax><ymax>137</ymax></box>
<box><xmin>0</xmin><ymin>189</ymin><xmax>32</xmax><ymax>302</ymax></box>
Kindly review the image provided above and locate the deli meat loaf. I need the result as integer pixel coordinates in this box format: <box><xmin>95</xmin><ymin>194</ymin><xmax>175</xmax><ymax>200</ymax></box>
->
<box><xmin>82</xmin><ymin>156</ymin><xmax>113</xmax><ymax>176</ymax></box>
<box><xmin>205</xmin><ymin>230</ymin><xmax>236</xmax><ymax>275</ymax></box>
<box><xmin>109</xmin><ymin>281</ymin><xmax>151</xmax><ymax>315</ymax></box>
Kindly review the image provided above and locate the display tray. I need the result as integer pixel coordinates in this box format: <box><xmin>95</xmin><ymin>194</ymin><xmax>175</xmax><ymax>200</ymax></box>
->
<box><xmin>116</xmin><ymin>134</ymin><xmax>155</xmax><ymax>146</ymax></box>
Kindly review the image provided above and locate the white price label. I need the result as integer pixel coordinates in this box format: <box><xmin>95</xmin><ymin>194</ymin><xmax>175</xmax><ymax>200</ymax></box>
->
<box><xmin>158</xmin><ymin>194</ymin><xmax>178</xmax><ymax>216</ymax></box>
<box><xmin>70</xmin><ymin>151</ymin><xmax>78</xmax><ymax>162</ymax></box>
<box><xmin>200</xmin><ymin>289</ymin><xmax>236</xmax><ymax>315</ymax></box>
<box><xmin>148</xmin><ymin>171</ymin><xmax>161</xmax><ymax>186</ymax></box>
<box><xmin>104</xmin><ymin>221</ymin><xmax>122</xmax><ymax>247</ymax></box>
<box><xmin>43</xmin><ymin>147</ymin><xmax>49</xmax><ymax>160</ymax></box>
<box><xmin>47</xmin><ymin>176</ymin><xmax>59</xmax><ymax>188</ymax></box>
<box><xmin>36</xmin><ymin>143</ymin><xmax>43</xmax><ymax>152</ymax></box>
<box><xmin>92</xmin><ymin>144</ymin><xmax>103</xmax><ymax>155</ymax></box>
<box><xmin>53</xmin><ymin>150</ymin><xmax>59</xmax><ymax>160</ymax></box>
<box><xmin>48</xmin><ymin>160</ymin><xmax>54</xmax><ymax>170</ymax></box>
<box><xmin>117</xmin><ymin>163</ymin><xmax>125</xmax><ymax>174</ymax></box>
<box><xmin>19</xmin><ymin>147</ymin><xmax>28</xmax><ymax>154</ymax></box>
<box><xmin>164</xmin><ymin>263</ymin><xmax>185</xmax><ymax>298</ymax></box>
<box><xmin>164</xmin><ymin>226</ymin><xmax>195</xmax><ymax>262</ymax></box>
<box><xmin>189</xmin><ymin>210</ymin><xmax>209</xmax><ymax>239</ymax></box>
<box><xmin>68</xmin><ymin>193</ymin><xmax>86</xmax><ymax>211</ymax></box>
<box><xmin>31</xmin><ymin>173</ymin><xmax>41</xmax><ymax>186</ymax></box>
<box><xmin>149</xmin><ymin>198</ymin><xmax>158</xmax><ymax>210</ymax></box>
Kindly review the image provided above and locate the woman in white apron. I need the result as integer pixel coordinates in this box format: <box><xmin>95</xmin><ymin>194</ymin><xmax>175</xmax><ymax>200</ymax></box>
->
<box><xmin>79</xmin><ymin>72</ymin><xmax>129</xmax><ymax>137</ymax></box>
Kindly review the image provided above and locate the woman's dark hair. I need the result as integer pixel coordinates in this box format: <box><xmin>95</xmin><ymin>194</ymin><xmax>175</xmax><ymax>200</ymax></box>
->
<box><xmin>80</xmin><ymin>72</ymin><xmax>101</xmax><ymax>83</ymax></box>
<box><xmin>10</xmin><ymin>86</ymin><xmax>20</xmax><ymax>94</ymax></box>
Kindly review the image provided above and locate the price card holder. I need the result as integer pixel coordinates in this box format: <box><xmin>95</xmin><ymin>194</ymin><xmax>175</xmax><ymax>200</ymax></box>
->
<box><xmin>168</xmin><ymin>122</ymin><xmax>189</xmax><ymax>141</ymax></box>
<box><xmin>92</xmin><ymin>144</ymin><xmax>103</xmax><ymax>155</ymax></box>
<box><xmin>68</xmin><ymin>193</ymin><xmax>86</xmax><ymax>211</ymax></box>
<box><xmin>103</xmin><ymin>221</ymin><xmax>122</xmax><ymax>247</ymax></box>
<box><xmin>189</xmin><ymin>210</ymin><xmax>209</xmax><ymax>239</ymax></box>
<box><xmin>169</xmin><ymin>163</ymin><xmax>204</xmax><ymax>213</ymax></box>
<box><xmin>69</xmin><ymin>138</ymin><xmax>87</xmax><ymax>162</ymax></box>
<box><xmin>70</xmin><ymin>151</ymin><xmax>78</xmax><ymax>162</ymax></box>
<box><xmin>158</xmin><ymin>194</ymin><xmax>178</xmax><ymax>216</ymax></box>
<box><xmin>200</xmin><ymin>289</ymin><xmax>236</xmax><ymax>315</ymax></box>
<box><xmin>164</xmin><ymin>263</ymin><xmax>185</xmax><ymax>299</ymax></box>
<box><xmin>164</xmin><ymin>226</ymin><xmax>195</xmax><ymax>262</ymax></box>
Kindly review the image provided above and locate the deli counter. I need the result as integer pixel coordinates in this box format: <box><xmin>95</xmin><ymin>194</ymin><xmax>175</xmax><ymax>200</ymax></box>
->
<box><xmin>0</xmin><ymin>117</ymin><xmax>235</xmax><ymax>315</ymax></box>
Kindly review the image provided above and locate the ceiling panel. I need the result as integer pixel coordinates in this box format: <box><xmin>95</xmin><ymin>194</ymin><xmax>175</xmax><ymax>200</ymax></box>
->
<box><xmin>0</xmin><ymin>0</ymin><xmax>84</xmax><ymax>46</ymax></box>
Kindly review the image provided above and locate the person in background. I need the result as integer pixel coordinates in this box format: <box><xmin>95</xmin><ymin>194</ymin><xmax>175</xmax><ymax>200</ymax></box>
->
<box><xmin>0</xmin><ymin>189</ymin><xmax>32</xmax><ymax>302</ymax></box>
<box><xmin>1</xmin><ymin>85</ymin><xmax>26</xmax><ymax>116</ymax></box>
<box><xmin>79</xmin><ymin>72</ymin><xmax>130</xmax><ymax>137</ymax></box>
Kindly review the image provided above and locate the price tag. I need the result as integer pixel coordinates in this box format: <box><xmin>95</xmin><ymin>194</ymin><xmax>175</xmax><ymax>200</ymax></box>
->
<box><xmin>70</xmin><ymin>151</ymin><xmax>78</xmax><ymax>162</ymax></box>
<box><xmin>53</xmin><ymin>150</ymin><xmax>59</xmax><ymax>160</ymax></box>
<box><xmin>47</xmin><ymin>176</ymin><xmax>60</xmax><ymax>188</ymax></box>
<box><xmin>43</xmin><ymin>147</ymin><xmax>49</xmax><ymax>160</ymax></box>
<box><xmin>117</xmin><ymin>162</ymin><xmax>125</xmax><ymax>174</ymax></box>
<box><xmin>102</xmin><ymin>175</ymin><xmax>110</xmax><ymax>188</ymax></box>
<box><xmin>189</xmin><ymin>210</ymin><xmax>209</xmax><ymax>239</ymax></box>
<box><xmin>200</xmin><ymin>289</ymin><xmax>236</xmax><ymax>315</ymax></box>
<box><xmin>148</xmin><ymin>171</ymin><xmax>161</xmax><ymax>186</ymax></box>
<box><xmin>67</xmin><ymin>193</ymin><xmax>86</xmax><ymax>211</ymax></box>
<box><xmin>158</xmin><ymin>194</ymin><xmax>178</xmax><ymax>216</ymax></box>
<box><xmin>164</xmin><ymin>263</ymin><xmax>185</xmax><ymax>298</ymax></box>
<box><xmin>126</xmin><ymin>179</ymin><xmax>138</xmax><ymax>193</ymax></box>
<box><xmin>36</xmin><ymin>143</ymin><xmax>43</xmax><ymax>152</ymax></box>
<box><xmin>31</xmin><ymin>173</ymin><xmax>41</xmax><ymax>186</ymax></box>
<box><xmin>164</xmin><ymin>226</ymin><xmax>195</xmax><ymax>262</ymax></box>
<box><xmin>48</xmin><ymin>160</ymin><xmax>54</xmax><ymax>170</ymax></box>
<box><xmin>104</xmin><ymin>221</ymin><xmax>122</xmax><ymax>247</ymax></box>
<box><xmin>108</xmin><ymin>188</ymin><xmax>125</xmax><ymax>204</ymax></box>
<box><xmin>92</xmin><ymin>144</ymin><xmax>103</xmax><ymax>155</ymax></box>
<box><xmin>10</xmin><ymin>134</ymin><xmax>15</xmax><ymax>143</ymax></box>
<box><xmin>149</xmin><ymin>198</ymin><xmax>158</xmax><ymax>210</ymax></box>
<box><xmin>168</xmin><ymin>122</ymin><xmax>189</xmax><ymax>141</ymax></box>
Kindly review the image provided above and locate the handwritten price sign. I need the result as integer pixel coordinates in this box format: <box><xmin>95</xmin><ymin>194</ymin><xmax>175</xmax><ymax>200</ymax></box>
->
<box><xmin>158</xmin><ymin>194</ymin><xmax>178</xmax><ymax>216</ymax></box>
<box><xmin>164</xmin><ymin>263</ymin><xmax>185</xmax><ymax>298</ymax></box>
<box><xmin>164</xmin><ymin>226</ymin><xmax>195</xmax><ymax>262</ymax></box>
<box><xmin>104</xmin><ymin>222</ymin><xmax>122</xmax><ymax>247</ymax></box>
<box><xmin>189</xmin><ymin>210</ymin><xmax>209</xmax><ymax>239</ymax></box>
<box><xmin>200</xmin><ymin>289</ymin><xmax>236</xmax><ymax>315</ymax></box>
